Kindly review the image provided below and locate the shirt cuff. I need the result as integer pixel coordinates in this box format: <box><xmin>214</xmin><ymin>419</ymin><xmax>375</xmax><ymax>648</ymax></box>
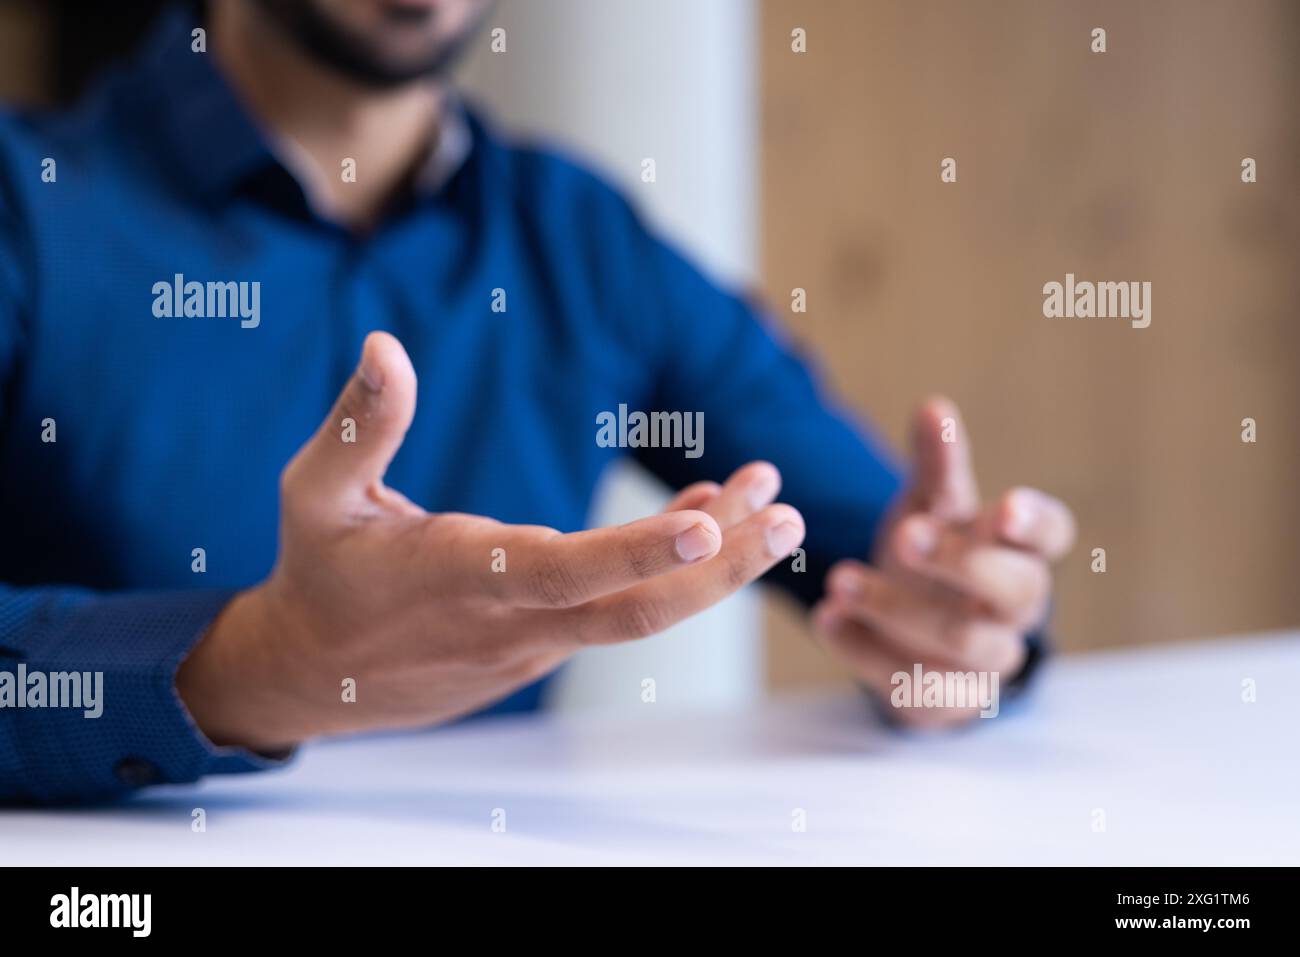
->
<box><xmin>8</xmin><ymin>588</ymin><xmax>293</xmax><ymax>804</ymax></box>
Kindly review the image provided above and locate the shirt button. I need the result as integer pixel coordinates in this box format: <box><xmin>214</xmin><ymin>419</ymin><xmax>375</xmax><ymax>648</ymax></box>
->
<box><xmin>113</xmin><ymin>757</ymin><xmax>161</xmax><ymax>788</ymax></box>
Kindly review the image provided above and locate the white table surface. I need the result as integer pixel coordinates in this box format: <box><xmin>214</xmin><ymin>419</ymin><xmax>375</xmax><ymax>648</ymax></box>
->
<box><xmin>3</xmin><ymin>632</ymin><xmax>1297</xmax><ymax>866</ymax></box>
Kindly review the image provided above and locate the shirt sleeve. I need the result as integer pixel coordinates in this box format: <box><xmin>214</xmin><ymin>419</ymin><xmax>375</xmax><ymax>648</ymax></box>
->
<box><xmin>0</xmin><ymin>152</ymin><xmax>287</xmax><ymax>806</ymax></box>
<box><xmin>0</xmin><ymin>586</ymin><xmax>290</xmax><ymax>805</ymax></box>
<box><xmin>618</xmin><ymin>209</ymin><xmax>905</xmax><ymax>605</ymax></box>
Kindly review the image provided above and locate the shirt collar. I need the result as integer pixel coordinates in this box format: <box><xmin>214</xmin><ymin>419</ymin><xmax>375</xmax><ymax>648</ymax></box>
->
<box><xmin>136</xmin><ymin>6</ymin><xmax>474</xmax><ymax>203</ymax></box>
<box><xmin>268</xmin><ymin>94</ymin><xmax>474</xmax><ymax>217</ymax></box>
<box><xmin>413</xmin><ymin>99</ymin><xmax>473</xmax><ymax>195</ymax></box>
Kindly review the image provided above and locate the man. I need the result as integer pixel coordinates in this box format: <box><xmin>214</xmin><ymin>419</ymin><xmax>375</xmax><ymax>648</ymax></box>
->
<box><xmin>0</xmin><ymin>0</ymin><xmax>1075</xmax><ymax>803</ymax></box>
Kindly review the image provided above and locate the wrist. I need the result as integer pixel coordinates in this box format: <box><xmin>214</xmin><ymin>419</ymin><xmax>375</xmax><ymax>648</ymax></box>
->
<box><xmin>176</xmin><ymin>585</ymin><xmax>320</xmax><ymax>752</ymax></box>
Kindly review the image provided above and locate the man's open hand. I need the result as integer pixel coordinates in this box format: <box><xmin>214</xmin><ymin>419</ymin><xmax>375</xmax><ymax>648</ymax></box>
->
<box><xmin>812</xmin><ymin>397</ymin><xmax>1075</xmax><ymax>727</ymax></box>
<box><xmin>177</xmin><ymin>332</ymin><xmax>805</xmax><ymax>751</ymax></box>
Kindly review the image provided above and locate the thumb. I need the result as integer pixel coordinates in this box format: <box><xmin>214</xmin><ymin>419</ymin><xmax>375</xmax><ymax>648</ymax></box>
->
<box><xmin>285</xmin><ymin>331</ymin><xmax>418</xmax><ymax>512</ymax></box>
<box><xmin>908</xmin><ymin>395</ymin><xmax>979</xmax><ymax>522</ymax></box>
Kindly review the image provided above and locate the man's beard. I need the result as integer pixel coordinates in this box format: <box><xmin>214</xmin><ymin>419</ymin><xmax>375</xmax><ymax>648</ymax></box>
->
<box><xmin>249</xmin><ymin>0</ymin><xmax>483</xmax><ymax>89</ymax></box>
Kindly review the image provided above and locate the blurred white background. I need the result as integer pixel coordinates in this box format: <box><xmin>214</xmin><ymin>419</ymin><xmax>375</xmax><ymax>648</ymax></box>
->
<box><xmin>460</xmin><ymin>0</ymin><xmax>762</xmax><ymax>715</ymax></box>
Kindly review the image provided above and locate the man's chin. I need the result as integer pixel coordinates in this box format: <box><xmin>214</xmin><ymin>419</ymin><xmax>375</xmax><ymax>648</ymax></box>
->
<box><xmin>329</xmin><ymin>50</ymin><xmax>456</xmax><ymax>89</ymax></box>
<box><xmin>249</xmin><ymin>0</ymin><xmax>480</xmax><ymax>89</ymax></box>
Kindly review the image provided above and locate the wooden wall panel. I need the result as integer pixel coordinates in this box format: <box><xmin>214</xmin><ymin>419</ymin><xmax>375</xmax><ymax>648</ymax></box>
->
<box><xmin>760</xmin><ymin>0</ymin><xmax>1300</xmax><ymax>687</ymax></box>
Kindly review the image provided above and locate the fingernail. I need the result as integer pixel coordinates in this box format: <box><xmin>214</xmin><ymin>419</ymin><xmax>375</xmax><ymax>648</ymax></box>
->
<box><xmin>674</xmin><ymin>523</ymin><xmax>719</xmax><ymax>562</ymax></box>
<box><xmin>907</xmin><ymin>519</ymin><xmax>937</xmax><ymax>558</ymax></box>
<box><xmin>1005</xmin><ymin>493</ymin><xmax>1035</xmax><ymax>538</ymax></box>
<box><xmin>745</xmin><ymin>470</ymin><xmax>781</xmax><ymax>511</ymax></box>
<box><xmin>765</xmin><ymin>521</ymin><xmax>803</xmax><ymax>558</ymax></box>
<box><xmin>359</xmin><ymin>345</ymin><xmax>384</xmax><ymax>393</ymax></box>
<box><xmin>829</xmin><ymin>567</ymin><xmax>863</xmax><ymax>597</ymax></box>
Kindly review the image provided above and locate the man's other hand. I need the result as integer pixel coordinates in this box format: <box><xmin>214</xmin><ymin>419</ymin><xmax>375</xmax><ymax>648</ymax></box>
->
<box><xmin>812</xmin><ymin>397</ymin><xmax>1075</xmax><ymax>727</ymax></box>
